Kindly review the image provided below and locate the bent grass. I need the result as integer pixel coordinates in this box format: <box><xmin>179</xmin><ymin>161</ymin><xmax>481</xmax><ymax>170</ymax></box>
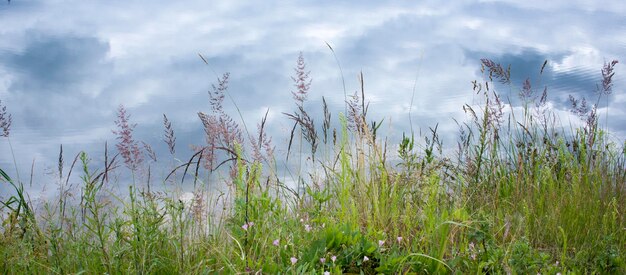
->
<box><xmin>0</xmin><ymin>56</ymin><xmax>624</xmax><ymax>274</ymax></box>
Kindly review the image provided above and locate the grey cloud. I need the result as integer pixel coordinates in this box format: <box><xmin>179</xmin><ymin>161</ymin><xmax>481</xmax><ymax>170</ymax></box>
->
<box><xmin>0</xmin><ymin>32</ymin><xmax>113</xmax><ymax>133</ymax></box>
<box><xmin>2</xmin><ymin>32</ymin><xmax>111</xmax><ymax>93</ymax></box>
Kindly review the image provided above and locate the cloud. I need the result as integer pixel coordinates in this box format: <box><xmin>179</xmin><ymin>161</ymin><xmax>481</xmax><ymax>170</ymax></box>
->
<box><xmin>3</xmin><ymin>32</ymin><xmax>110</xmax><ymax>92</ymax></box>
<box><xmin>0</xmin><ymin>32</ymin><xmax>113</xmax><ymax>129</ymax></box>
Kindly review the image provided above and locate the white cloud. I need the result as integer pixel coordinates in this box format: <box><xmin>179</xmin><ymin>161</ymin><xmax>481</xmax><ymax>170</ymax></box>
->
<box><xmin>552</xmin><ymin>46</ymin><xmax>603</xmax><ymax>73</ymax></box>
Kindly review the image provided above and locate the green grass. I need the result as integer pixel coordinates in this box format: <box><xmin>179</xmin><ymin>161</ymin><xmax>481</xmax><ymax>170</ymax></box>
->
<box><xmin>0</xmin><ymin>57</ymin><xmax>624</xmax><ymax>274</ymax></box>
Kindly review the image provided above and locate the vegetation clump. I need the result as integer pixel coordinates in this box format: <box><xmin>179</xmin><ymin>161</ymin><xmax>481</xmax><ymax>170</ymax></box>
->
<box><xmin>0</xmin><ymin>54</ymin><xmax>624</xmax><ymax>274</ymax></box>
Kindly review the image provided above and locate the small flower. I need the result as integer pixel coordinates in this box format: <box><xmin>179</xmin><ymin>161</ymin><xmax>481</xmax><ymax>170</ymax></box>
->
<box><xmin>363</xmin><ymin>256</ymin><xmax>369</xmax><ymax>262</ymax></box>
<box><xmin>273</xmin><ymin>239</ymin><xmax>279</xmax><ymax>246</ymax></box>
<box><xmin>241</xmin><ymin>221</ymin><xmax>254</xmax><ymax>231</ymax></box>
<box><xmin>469</xmin><ymin>242</ymin><xmax>477</xmax><ymax>260</ymax></box>
<box><xmin>290</xmin><ymin>257</ymin><xmax>298</xmax><ymax>265</ymax></box>
<box><xmin>323</xmin><ymin>272</ymin><xmax>330</xmax><ymax>275</ymax></box>
<box><xmin>320</xmin><ymin>257</ymin><xmax>326</xmax><ymax>264</ymax></box>
<box><xmin>304</xmin><ymin>224</ymin><xmax>311</xmax><ymax>232</ymax></box>
<box><xmin>397</xmin><ymin>236</ymin><xmax>403</xmax><ymax>243</ymax></box>
<box><xmin>378</xmin><ymin>240</ymin><xmax>385</xmax><ymax>247</ymax></box>
<box><xmin>331</xmin><ymin>255</ymin><xmax>337</xmax><ymax>262</ymax></box>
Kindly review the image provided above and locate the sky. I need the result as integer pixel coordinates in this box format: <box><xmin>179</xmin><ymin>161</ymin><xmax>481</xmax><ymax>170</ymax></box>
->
<box><xmin>0</xmin><ymin>0</ymin><xmax>625</xmax><ymax>197</ymax></box>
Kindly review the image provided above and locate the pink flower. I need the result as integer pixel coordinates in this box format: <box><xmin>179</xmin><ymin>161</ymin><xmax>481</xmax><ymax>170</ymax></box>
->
<box><xmin>363</xmin><ymin>256</ymin><xmax>369</xmax><ymax>262</ymax></box>
<box><xmin>397</xmin><ymin>236</ymin><xmax>403</xmax><ymax>243</ymax></box>
<box><xmin>304</xmin><ymin>224</ymin><xmax>311</xmax><ymax>232</ymax></box>
<box><xmin>323</xmin><ymin>272</ymin><xmax>330</xmax><ymax>275</ymax></box>
<box><xmin>241</xmin><ymin>221</ymin><xmax>254</xmax><ymax>231</ymax></box>
<box><xmin>320</xmin><ymin>257</ymin><xmax>326</xmax><ymax>264</ymax></box>
<box><xmin>290</xmin><ymin>257</ymin><xmax>298</xmax><ymax>265</ymax></box>
<box><xmin>378</xmin><ymin>240</ymin><xmax>385</xmax><ymax>246</ymax></box>
<box><xmin>273</xmin><ymin>239</ymin><xmax>279</xmax><ymax>246</ymax></box>
<box><xmin>331</xmin><ymin>255</ymin><xmax>336</xmax><ymax>262</ymax></box>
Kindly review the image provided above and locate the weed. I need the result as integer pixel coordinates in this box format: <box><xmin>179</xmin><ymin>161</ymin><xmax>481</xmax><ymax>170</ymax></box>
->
<box><xmin>0</xmin><ymin>55</ymin><xmax>624</xmax><ymax>274</ymax></box>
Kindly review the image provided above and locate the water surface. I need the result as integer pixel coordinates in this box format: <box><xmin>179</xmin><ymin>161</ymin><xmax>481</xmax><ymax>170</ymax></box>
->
<box><xmin>1</xmin><ymin>1</ymin><xmax>625</xmax><ymax>198</ymax></box>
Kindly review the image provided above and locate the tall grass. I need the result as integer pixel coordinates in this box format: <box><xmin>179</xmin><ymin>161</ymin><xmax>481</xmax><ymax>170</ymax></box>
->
<box><xmin>0</xmin><ymin>55</ymin><xmax>624</xmax><ymax>274</ymax></box>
